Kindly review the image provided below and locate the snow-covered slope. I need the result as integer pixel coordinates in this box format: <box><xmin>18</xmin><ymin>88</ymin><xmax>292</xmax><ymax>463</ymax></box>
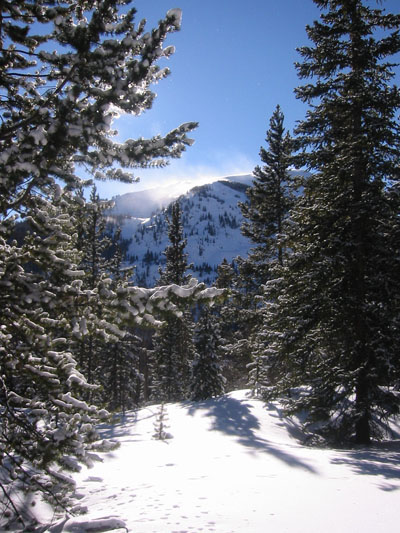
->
<box><xmin>33</xmin><ymin>390</ymin><xmax>400</xmax><ymax>533</ymax></box>
<box><xmin>109</xmin><ymin>174</ymin><xmax>253</xmax><ymax>219</ymax></box>
<box><xmin>110</xmin><ymin>175</ymin><xmax>254</xmax><ymax>286</ymax></box>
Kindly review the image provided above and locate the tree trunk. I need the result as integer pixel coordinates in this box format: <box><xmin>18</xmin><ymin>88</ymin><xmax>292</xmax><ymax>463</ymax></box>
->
<box><xmin>355</xmin><ymin>374</ymin><xmax>371</xmax><ymax>445</ymax></box>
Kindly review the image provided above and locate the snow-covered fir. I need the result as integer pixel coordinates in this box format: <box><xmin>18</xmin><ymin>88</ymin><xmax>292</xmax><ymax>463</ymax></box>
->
<box><xmin>106</xmin><ymin>174</ymin><xmax>254</xmax><ymax>286</ymax></box>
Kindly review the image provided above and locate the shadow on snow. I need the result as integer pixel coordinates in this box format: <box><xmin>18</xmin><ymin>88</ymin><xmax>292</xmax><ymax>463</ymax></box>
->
<box><xmin>331</xmin><ymin>443</ymin><xmax>400</xmax><ymax>489</ymax></box>
<box><xmin>188</xmin><ymin>396</ymin><xmax>318</xmax><ymax>474</ymax></box>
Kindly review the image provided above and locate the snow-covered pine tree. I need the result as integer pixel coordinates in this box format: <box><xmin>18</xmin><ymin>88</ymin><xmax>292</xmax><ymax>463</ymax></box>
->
<box><xmin>240</xmin><ymin>104</ymin><xmax>295</xmax><ymax>275</ymax></box>
<box><xmin>100</xmin><ymin>227</ymin><xmax>144</xmax><ymax>412</ymax></box>
<box><xmin>102</xmin><ymin>330</ymin><xmax>143</xmax><ymax>413</ymax></box>
<box><xmin>229</xmin><ymin>255</ymin><xmax>265</xmax><ymax>388</ymax></box>
<box><xmin>214</xmin><ymin>258</ymin><xmax>237</xmax><ymax>348</ymax></box>
<box><xmin>76</xmin><ymin>186</ymin><xmax>113</xmax><ymax>288</ymax></box>
<box><xmin>158</xmin><ymin>201</ymin><xmax>192</xmax><ymax>287</ymax></box>
<box><xmin>190</xmin><ymin>306</ymin><xmax>225</xmax><ymax>401</ymax></box>
<box><xmin>152</xmin><ymin>403</ymin><xmax>172</xmax><ymax>440</ymax></box>
<box><xmin>215</xmin><ymin>258</ymin><xmax>236</xmax><ymax>291</ymax></box>
<box><xmin>0</xmin><ymin>189</ymin><xmax>107</xmax><ymax>527</ymax></box>
<box><xmin>73</xmin><ymin>191</ymin><xmax>144</xmax><ymax>411</ymax></box>
<box><xmin>263</xmin><ymin>0</ymin><xmax>400</xmax><ymax>444</ymax></box>
<box><xmin>386</xmin><ymin>183</ymin><xmax>400</xmax><ymax>390</ymax></box>
<box><xmin>235</xmin><ymin>107</ymin><xmax>296</xmax><ymax>394</ymax></box>
<box><xmin>152</xmin><ymin>202</ymin><xmax>198</xmax><ymax>402</ymax></box>
<box><xmin>0</xmin><ymin>1</ymin><xmax>197</xmax><ymax>525</ymax></box>
<box><xmin>246</xmin><ymin>297</ymin><xmax>271</xmax><ymax>398</ymax></box>
<box><xmin>0</xmin><ymin>3</ymin><xmax>196</xmax><ymax>216</ymax></box>
<box><xmin>212</xmin><ymin>259</ymin><xmax>248</xmax><ymax>390</ymax></box>
<box><xmin>72</xmin><ymin>186</ymin><xmax>114</xmax><ymax>398</ymax></box>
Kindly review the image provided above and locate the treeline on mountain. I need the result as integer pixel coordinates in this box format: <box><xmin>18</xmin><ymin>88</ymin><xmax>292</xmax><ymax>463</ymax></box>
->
<box><xmin>1</xmin><ymin>0</ymin><xmax>400</xmax><ymax>529</ymax></box>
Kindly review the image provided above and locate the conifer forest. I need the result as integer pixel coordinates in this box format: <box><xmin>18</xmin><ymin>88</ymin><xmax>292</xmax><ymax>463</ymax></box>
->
<box><xmin>1</xmin><ymin>0</ymin><xmax>400</xmax><ymax>530</ymax></box>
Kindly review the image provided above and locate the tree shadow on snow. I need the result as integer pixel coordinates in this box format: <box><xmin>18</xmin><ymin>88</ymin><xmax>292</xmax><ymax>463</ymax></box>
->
<box><xmin>188</xmin><ymin>396</ymin><xmax>318</xmax><ymax>473</ymax></box>
<box><xmin>264</xmin><ymin>402</ymin><xmax>309</xmax><ymax>443</ymax></box>
<box><xmin>96</xmin><ymin>409</ymin><xmax>157</xmax><ymax>443</ymax></box>
<box><xmin>331</xmin><ymin>442</ymin><xmax>400</xmax><ymax>489</ymax></box>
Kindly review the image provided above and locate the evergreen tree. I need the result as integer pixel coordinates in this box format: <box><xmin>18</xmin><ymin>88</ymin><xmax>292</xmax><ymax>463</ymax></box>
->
<box><xmin>158</xmin><ymin>201</ymin><xmax>192</xmax><ymax>285</ymax></box>
<box><xmin>152</xmin><ymin>202</ymin><xmax>197</xmax><ymax>402</ymax></box>
<box><xmin>72</xmin><ymin>186</ymin><xmax>114</xmax><ymax>396</ymax></box>
<box><xmin>212</xmin><ymin>259</ymin><xmax>240</xmax><ymax>390</ymax></box>
<box><xmin>235</xmin><ymin>107</ymin><xmax>295</xmax><ymax>394</ymax></box>
<box><xmin>0</xmin><ymin>3</ymin><xmax>196</xmax><ymax>217</ymax></box>
<box><xmin>77</xmin><ymin>186</ymin><xmax>112</xmax><ymax>289</ymax></box>
<box><xmin>240</xmin><ymin>104</ymin><xmax>295</xmax><ymax>277</ymax></box>
<box><xmin>152</xmin><ymin>403</ymin><xmax>172</xmax><ymax>440</ymax></box>
<box><xmin>190</xmin><ymin>306</ymin><xmax>225</xmax><ymax>401</ymax></box>
<box><xmin>264</xmin><ymin>0</ymin><xmax>400</xmax><ymax>444</ymax></box>
<box><xmin>215</xmin><ymin>258</ymin><xmax>255</xmax><ymax>390</ymax></box>
<box><xmin>95</xmin><ymin>226</ymin><xmax>144</xmax><ymax>412</ymax></box>
<box><xmin>214</xmin><ymin>258</ymin><xmax>238</xmax><ymax>350</ymax></box>
<box><xmin>0</xmin><ymin>2</ymin><xmax>197</xmax><ymax>525</ymax></box>
<box><xmin>386</xmin><ymin>182</ymin><xmax>400</xmax><ymax>389</ymax></box>
<box><xmin>0</xmin><ymin>190</ymin><xmax>106</xmax><ymax>526</ymax></box>
<box><xmin>246</xmin><ymin>300</ymin><xmax>271</xmax><ymax>398</ymax></box>
<box><xmin>68</xmin><ymin>187</ymin><xmax>145</xmax><ymax>413</ymax></box>
<box><xmin>215</xmin><ymin>258</ymin><xmax>236</xmax><ymax>291</ymax></box>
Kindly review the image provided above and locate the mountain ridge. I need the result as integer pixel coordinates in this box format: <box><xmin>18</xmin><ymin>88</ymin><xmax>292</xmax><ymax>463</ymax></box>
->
<box><xmin>108</xmin><ymin>173</ymin><xmax>254</xmax><ymax>218</ymax></box>
<box><xmin>107</xmin><ymin>174</ymin><xmax>254</xmax><ymax>286</ymax></box>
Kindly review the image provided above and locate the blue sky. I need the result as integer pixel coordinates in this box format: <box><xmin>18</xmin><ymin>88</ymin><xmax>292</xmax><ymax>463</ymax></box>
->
<box><xmin>95</xmin><ymin>0</ymin><xmax>400</xmax><ymax>199</ymax></box>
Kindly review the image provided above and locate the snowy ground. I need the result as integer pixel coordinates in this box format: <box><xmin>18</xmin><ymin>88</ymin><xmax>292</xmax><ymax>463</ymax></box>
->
<box><xmin>17</xmin><ymin>391</ymin><xmax>400</xmax><ymax>531</ymax></box>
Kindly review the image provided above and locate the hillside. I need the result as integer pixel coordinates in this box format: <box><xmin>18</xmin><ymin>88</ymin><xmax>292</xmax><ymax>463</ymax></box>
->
<box><xmin>29</xmin><ymin>390</ymin><xmax>400</xmax><ymax>532</ymax></box>
<box><xmin>108</xmin><ymin>174</ymin><xmax>254</xmax><ymax>286</ymax></box>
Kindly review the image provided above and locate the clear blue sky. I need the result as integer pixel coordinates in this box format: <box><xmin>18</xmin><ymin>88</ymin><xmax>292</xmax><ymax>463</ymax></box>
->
<box><xmin>95</xmin><ymin>0</ymin><xmax>400</xmax><ymax>199</ymax></box>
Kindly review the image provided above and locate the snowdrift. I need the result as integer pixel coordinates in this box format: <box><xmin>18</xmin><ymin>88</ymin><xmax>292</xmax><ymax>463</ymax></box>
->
<box><xmin>5</xmin><ymin>390</ymin><xmax>400</xmax><ymax>532</ymax></box>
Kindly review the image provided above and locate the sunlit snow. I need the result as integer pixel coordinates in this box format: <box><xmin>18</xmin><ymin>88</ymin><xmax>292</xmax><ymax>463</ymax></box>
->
<box><xmin>32</xmin><ymin>390</ymin><xmax>400</xmax><ymax>533</ymax></box>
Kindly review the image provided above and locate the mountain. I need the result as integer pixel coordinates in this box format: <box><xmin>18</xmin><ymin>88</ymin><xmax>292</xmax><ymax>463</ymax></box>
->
<box><xmin>107</xmin><ymin>174</ymin><xmax>254</xmax><ymax>286</ymax></box>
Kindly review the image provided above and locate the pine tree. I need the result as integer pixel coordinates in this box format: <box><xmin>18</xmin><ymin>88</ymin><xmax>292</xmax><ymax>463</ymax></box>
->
<box><xmin>190</xmin><ymin>306</ymin><xmax>225</xmax><ymax>401</ymax></box>
<box><xmin>0</xmin><ymin>190</ymin><xmax>106</xmax><ymax>526</ymax></box>
<box><xmin>215</xmin><ymin>258</ymin><xmax>236</xmax><ymax>291</ymax></box>
<box><xmin>264</xmin><ymin>0</ymin><xmax>400</xmax><ymax>445</ymax></box>
<box><xmin>67</xmin><ymin>186</ymin><xmax>146</xmax><ymax>413</ymax></box>
<box><xmin>0</xmin><ymin>2</ymin><xmax>197</xmax><ymax>525</ymax></box>
<box><xmin>77</xmin><ymin>186</ymin><xmax>112</xmax><ymax>289</ymax></box>
<box><xmin>152</xmin><ymin>403</ymin><xmax>172</xmax><ymax>440</ymax></box>
<box><xmin>72</xmin><ymin>186</ymin><xmax>114</xmax><ymax>397</ymax></box>
<box><xmin>158</xmin><ymin>201</ymin><xmax>192</xmax><ymax>286</ymax></box>
<box><xmin>236</xmin><ymin>107</ymin><xmax>296</xmax><ymax>394</ymax></box>
<box><xmin>0</xmin><ymin>3</ymin><xmax>196</xmax><ymax>216</ymax></box>
<box><xmin>240</xmin><ymin>104</ymin><xmax>295</xmax><ymax>277</ymax></box>
<box><xmin>386</xmin><ymin>182</ymin><xmax>400</xmax><ymax>390</ymax></box>
<box><xmin>101</xmin><ymin>227</ymin><xmax>144</xmax><ymax>412</ymax></box>
<box><xmin>213</xmin><ymin>258</ymin><xmax>254</xmax><ymax>390</ymax></box>
<box><xmin>152</xmin><ymin>201</ymin><xmax>197</xmax><ymax>402</ymax></box>
<box><xmin>214</xmin><ymin>258</ymin><xmax>238</xmax><ymax>350</ymax></box>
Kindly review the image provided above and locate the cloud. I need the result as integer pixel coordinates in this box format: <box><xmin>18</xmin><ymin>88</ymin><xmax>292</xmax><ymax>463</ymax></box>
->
<box><xmin>94</xmin><ymin>151</ymin><xmax>255</xmax><ymax>200</ymax></box>
<box><xmin>138</xmin><ymin>150</ymin><xmax>256</xmax><ymax>189</ymax></box>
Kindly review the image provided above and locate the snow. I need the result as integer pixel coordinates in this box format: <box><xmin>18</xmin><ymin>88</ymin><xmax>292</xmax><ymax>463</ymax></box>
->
<box><xmin>110</xmin><ymin>175</ymin><xmax>255</xmax><ymax>286</ymax></box>
<box><xmin>60</xmin><ymin>393</ymin><xmax>95</xmax><ymax>412</ymax></box>
<box><xmin>166</xmin><ymin>8</ymin><xmax>183</xmax><ymax>30</ymax></box>
<box><xmin>27</xmin><ymin>390</ymin><xmax>400</xmax><ymax>533</ymax></box>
